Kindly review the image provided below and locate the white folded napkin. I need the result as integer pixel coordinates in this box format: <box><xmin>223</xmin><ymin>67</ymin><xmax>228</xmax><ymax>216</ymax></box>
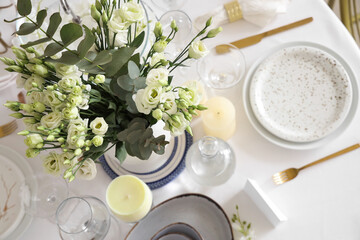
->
<box><xmin>194</xmin><ymin>0</ymin><xmax>290</xmax><ymax>29</ymax></box>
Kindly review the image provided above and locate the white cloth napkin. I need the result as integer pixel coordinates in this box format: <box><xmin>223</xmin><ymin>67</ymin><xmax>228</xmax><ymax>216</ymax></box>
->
<box><xmin>194</xmin><ymin>0</ymin><xmax>290</xmax><ymax>30</ymax></box>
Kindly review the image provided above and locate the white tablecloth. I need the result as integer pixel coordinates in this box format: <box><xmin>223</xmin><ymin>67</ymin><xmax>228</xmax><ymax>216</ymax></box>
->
<box><xmin>1</xmin><ymin>0</ymin><xmax>360</xmax><ymax>239</ymax></box>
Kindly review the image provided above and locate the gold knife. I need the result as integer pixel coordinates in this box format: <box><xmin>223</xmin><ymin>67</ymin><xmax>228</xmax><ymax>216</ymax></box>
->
<box><xmin>216</xmin><ymin>17</ymin><xmax>313</xmax><ymax>54</ymax></box>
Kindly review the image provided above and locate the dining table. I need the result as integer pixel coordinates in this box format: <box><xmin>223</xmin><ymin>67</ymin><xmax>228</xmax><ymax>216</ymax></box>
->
<box><xmin>1</xmin><ymin>0</ymin><xmax>360</xmax><ymax>239</ymax></box>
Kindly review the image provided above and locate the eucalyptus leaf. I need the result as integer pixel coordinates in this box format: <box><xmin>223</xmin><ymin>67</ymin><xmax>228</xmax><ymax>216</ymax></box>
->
<box><xmin>128</xmin><ymin>60</ymin><xmax>140</xmax><ymax>79</ymax></box>
<box><xmin>115</xmin><ymin>142</ymin><xmax>127</xmax><ymax>164</ymax></box>
<box><xmin>60</xmin><ymin>23</ymin><xmax>83</xmax><ymax>46</ymax></box>
<box><xmin>134</xmin><ymin>77</ymin><xmax>146</xmax><ymax>90</ymax></box>
<box><xmin>43</xmin><ymin>42</ymin><xmax>64</xmax><ymax>57</ymax></box>
<box><xmin>126</xmin><ymin>129</ymin><xmax>142</xmax><ymax>144</ymax></box>
<box><xmin>139</xmin><ymin>144</ymin><xmax>152</xmax><ymax>159</ymax></box>
<box><xmin>117</xmin><ymin>75</ymin><xmax>133</xmax><ymax>92</ymax></box>
<box><xmin>17</xmin><ymin>0</ymin><xmax>32</xmax><ymax>16</ymax></box>
<box><xmin>110</xmin><ymin>78</ymin><xmax>127</xmax><ymax>100</ymax></box>
<box><xmin>46</xmin><ymin>13</ymin><xmax>62</xmax><ymax>37</ymax></box>
<box><xmin>125</xmin><ymin>93</ymin><xmax>138</xmax><ymax>114</ymax></box>
<box><xmin>45</xmin><ymin>51</ymin><xmax>81</xmax><ymax>65</ymax></box>
<box><xmin>77</xmin><ymin>26</ymin><xmax>95</xmax><ymax>58</ymax></box>
<box><xmin>108</xmin><ymin>101</ymin><xmax>116</xmax><ymax>110</ymax></box>
<box><xmin>36</xmin><ymin>9</ymin><xmax>47</xmax><ymax>27</ymax></box>
<box><xmin>139</xmin><ymin>128</ymin><xmax>153</xmax><ymax>142</ymax></box>
<box><xmin>129</xmin><ymin>31</ymin><xmax>145</xmax><ymax>48</ymax></box>
<box><xmin>16</xmin><ymin>22</ymin><xmax>37</xmax><ymax>35</ymax></box>
<box><xmin>168</xmin><ymin>76</ymin><xmax>173</xmax><ymax>85</ymax></box>
<box><xmin>92</xmin><ymin>50</ymin><xmax>113</xmax><ymax>66</ymax></box>
<box><xmin>105</xmin><ymin>112</ymin><xmax>116</xmax><ymax>125</ymax></box>
<box><xmin>21</xmin><ymin>37</ymin><xmax>51</xmax><ymax>49</ymax></box>
<box><xmin>102</xmin><ymin>47</ymin><xmax>136</xmax><ymax>77</ymax></box>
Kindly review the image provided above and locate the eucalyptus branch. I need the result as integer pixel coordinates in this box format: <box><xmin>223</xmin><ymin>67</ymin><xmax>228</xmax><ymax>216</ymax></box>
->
<box><xmin>25</xmin><ymin>16</ymin><xmax>104</xmax><ymax>71</ymax></box>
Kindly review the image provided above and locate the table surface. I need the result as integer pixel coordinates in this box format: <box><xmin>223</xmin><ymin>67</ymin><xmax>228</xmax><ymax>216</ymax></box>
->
<box><xmin>1</xmin><ymin>0</ymin><xmax>360</xmax><ymax>239</ymax></box>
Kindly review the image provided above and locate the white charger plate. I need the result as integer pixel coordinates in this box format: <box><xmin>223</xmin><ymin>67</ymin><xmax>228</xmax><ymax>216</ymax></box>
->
<box><xmin>0</xmin><ymin>145</ymin><xmax>36</xmax><ymax>240</ymax></box>
<box><xmin>125</xmin><ymin>193</ymin><xmax>233</xmax><ymax>240</ymax></box>
<box><xmin>243</xmin><ymin>42</ymin><xmax>359</xmax><ymax>149</ymax></box>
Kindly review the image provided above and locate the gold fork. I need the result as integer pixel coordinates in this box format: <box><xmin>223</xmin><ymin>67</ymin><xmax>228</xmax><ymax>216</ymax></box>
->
<box><xmin>272</xmin><ymin>143</ymin><xmax>360</xmax><ymax>185</ymax></box>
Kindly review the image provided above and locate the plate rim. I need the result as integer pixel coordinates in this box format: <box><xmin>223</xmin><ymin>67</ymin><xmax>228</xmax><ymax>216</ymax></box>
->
<box><xmin>125</xmin><ymin>193</ymin><xmax>234</xmax><ymax>240</ymax></box>
<box><xmin>242</xmin><ymin>41</ymin><xmax>359</xmax><ymax>150</ymax></box>
<box><xmin>0</xmin><ymin>144</ymin><xmax>35</xmax><ymax>240</ymax></box>
<box><xmin>100</xmin><ymin>131</ymin><xmax>193</xmax><ymax>189</ymax></box>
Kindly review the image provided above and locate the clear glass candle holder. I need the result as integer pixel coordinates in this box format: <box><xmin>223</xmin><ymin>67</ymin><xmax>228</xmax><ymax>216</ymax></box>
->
<box><xmin>197</xmin><ymin>44</ymin><xmax>246</xmax><ymax>89</ymax></box>
<box><xmin>185</xmin><ymin>136</ymin><xmax>236</xmax><ymax>186</ymax></box>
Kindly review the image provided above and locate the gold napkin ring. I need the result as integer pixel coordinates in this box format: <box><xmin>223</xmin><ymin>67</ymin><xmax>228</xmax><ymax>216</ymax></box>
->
<box><xmin>224</xmin><ymin>1</ymin><xmax>243</xmax><ymax>22</ymax></box>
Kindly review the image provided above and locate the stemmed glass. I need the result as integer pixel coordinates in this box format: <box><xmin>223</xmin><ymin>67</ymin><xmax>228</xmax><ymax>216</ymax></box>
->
<box><xmin>56</xmin><ymin>196</ymin><xmax>111</xmax><ymax>240</ymax></box>
<box><xmin>185</xmin><ymin>136</ymin><xmax>236</xmax><ymax>186</ymax></box>
<box><xmin>151</xmin><ymin>0</ymin><xmax>189</xmax><ymax>11</ymax></box>
<box><xmin>24</xmin><ymin>174</ymin><xmax>69</xmax><ymax>221</ymax></box>
<box><xmin>159</xmin><ymin>10</ymin><xmax>192</xmax><ymax>61</ymax></box>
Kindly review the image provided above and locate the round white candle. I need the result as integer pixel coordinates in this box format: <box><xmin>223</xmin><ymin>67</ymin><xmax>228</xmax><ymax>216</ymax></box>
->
<box><xmin>201</xmin><ymin>96</ymin><xmax>236</xmax><ymax>140</ymax></box>
<box><xmin>106</xmin><ymin>175</ymin><xmax>152</xmax><ymax>222</ymax></box>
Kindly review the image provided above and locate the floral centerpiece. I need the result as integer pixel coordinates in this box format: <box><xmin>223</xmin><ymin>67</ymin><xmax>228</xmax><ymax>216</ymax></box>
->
<box><xmin>2</xmin><ymin>0</ymin><xmax>222</xmax><ymax>181</ymax></box>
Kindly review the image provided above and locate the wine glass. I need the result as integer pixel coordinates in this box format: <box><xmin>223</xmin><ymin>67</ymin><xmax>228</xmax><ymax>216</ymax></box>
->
<box><xmin>197</xmin><ymin>44</ymin><xmax>246</xmax><ymax>89</ymax></box>
<box><xmin>159</xmin><ymin>10</ymin><xmax>192</xmax><ymax>60</ymax></box>
<box><xmin>185</xmin><ymin>136</ymin><xmax>236</xmax><ymax>186</ymax></box>
<box><xmin>24</xmin><ymin>174</ymin><xmax>69</xmax><ymax>221</ymax></box>
<box><xmin>56</xmin><ymin>196</ymin><xmax>111</xmax><ymax>240</ymax></box>
<box><xmin>151</xmin><ymin>0</ymin><xmax>189</xmax><ymax>11</ymax></box>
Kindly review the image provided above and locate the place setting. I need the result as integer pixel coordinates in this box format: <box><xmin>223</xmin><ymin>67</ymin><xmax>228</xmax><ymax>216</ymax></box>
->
<box><xmin>1</xmin><ymin>0</ymin><xmax>360</xmax><ymax>239</ymax></box>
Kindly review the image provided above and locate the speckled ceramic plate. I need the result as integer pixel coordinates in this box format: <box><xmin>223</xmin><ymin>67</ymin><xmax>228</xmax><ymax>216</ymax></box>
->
<box><xmin>243</xmin><ymin>42</ymin><xmax>358</xmax><ymax>149</ymax></box>
<box><xmin>250</xmin><ymin>44</ymin><xmax>352</xmax><ymax>142</ymax></box>
<box><xmin>125</xmin><ymin>193</ymin><xmax>233</xmax><ymax>240</ymax></box>
<box><xmin>0</xmin><ymin>145</ymin><xmax>36</xmax><ymax>240</ymax></box>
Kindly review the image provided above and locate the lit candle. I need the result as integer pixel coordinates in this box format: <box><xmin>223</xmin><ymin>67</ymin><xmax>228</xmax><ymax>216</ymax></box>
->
<box><xmin>106</xmin><ymin>175</ymin><xmax>152</xmax><ymax>222</ymax></box>
<box><xmin>201</xmin><ymin>96</ymin><xmax>236</xmax><ymax>140</ymax></box>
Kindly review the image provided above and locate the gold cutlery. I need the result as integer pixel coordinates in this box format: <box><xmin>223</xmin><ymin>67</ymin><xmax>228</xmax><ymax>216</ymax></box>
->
<box><xmin>272</xmin><ymin>143</ymin><xmax>360</xmax><ymax>185</ymax></box>
<box><xmin>216</xmin><ymin>17</ymin><xmax>313</xmax><ymax>54</ymax></box>
<box><xmin>0</xmin><ymin>120</ymin><xmax>17</xmax><ymax>138</ymax></box>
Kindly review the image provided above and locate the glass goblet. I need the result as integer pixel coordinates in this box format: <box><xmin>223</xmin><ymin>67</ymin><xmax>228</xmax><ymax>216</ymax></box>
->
<box><xmin>197</xmin><ymin>44</ymin><xmax>246</xmax><ymax>89</ymax></box>
<box><xmin>56</xmin><ymin>196</ymin><xmax>111</xmax><ymax>240</ymax></box>
<box><xmin>24</xmin><ymin>174</ymin><xmax>69</xmax><ymax>220</ymax></box>
<box><xmin>159</xmin><ymin>10</ymin><xmax>192</xmax><ymax>60</ymax></box>
<box><xmin>151</xmin><ymin>0</ymin><xmax>189</xmax><ymax>11</ymax></box>
<box><xmin>185</xmin><ymin>136</ymin><xmax>236</xmax><ymax>186</ymax></box>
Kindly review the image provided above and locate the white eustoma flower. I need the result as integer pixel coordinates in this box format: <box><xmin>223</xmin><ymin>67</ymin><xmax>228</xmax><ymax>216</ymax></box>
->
<box><xmin>55</xmin><ymin>63</ymin><xmax>81</xmax><ymax>77</ymax></box>
<box><xmin>43</xmin><ymin>152</ymin><xmax>61</xmax><ymax>176</ymax></box>
<box><xmin>135</xmin><ymin>85</ymin><xmax>162</xmax><ymax>114</ymax></box>
<box><xmin>40</xmin><ymin>111</ymin><xmax>63</xmax><ymax>129</ymax></box>
<box><xmin>109</xmin><ymin>30</ymin><xmax>128</xmax><ymax>47</ymax></box>
<box><xmin>26</xmin><ymin>91</ymin><xmax>45</xmax><ymax>104</ymax></box>
<box><xmin>58</xmin><ymin>75</ymin><xmax>81</xmax><ymax>92</ymax></box>
<box><xmin>164</xmin><ymin>112</ymin><xmax>189</xmax><ymax>136</ymax></box>
<box><xmin>120</xmin><ymin>1</ymin><xmax>144</xmax><ymax>23</ymax></box>
<box><xmin>146</xmin><ymin>68</ymin><xmax>169</xmax><ymax>86</ymax></box>
<box><xmin>77</xmin><ymin>159</ymin><xmax>97</xmax><ymax>180</ymax></box>
<box><xmin>24</xmin><ymin>134</ymin><xmax>43</xmax><ymax>148</ymax></box>
<box><xmin>24</xmin><ymin>74</ymin><xmax>45</xmax><ymax>91</ymax></box>
<box><xmin>150</xmin><ymin>52</ymin><xmax>165</xmax><ymax>67</ymax></box>
<box><xmin>188</xmin><ymin>40</ymin><xmax>209</xmax><ymax>59</ymax></box>
<box><xmin>108</xmin><ymin>9</ymin><xmax>130</xmax><ymax>33</ymax></box>
<box><xmin>179</xmin><ymin>80</ymin><xmax>202</xmax><ymax>106</ymax></box>
<box><xmin>62</xmin><ymin>107</ymin><xmax>79</xmax><ymax>119</ymax></box>
<box><xmin>89</xmin><ymin>117</ymin><xmax>108</xmax><ymax>135</ymax></box>
<box><xmin>67</xmin><ymin>118</ymin><xmax>88</xmax><ymax>149</ymax></box>
<box><xmin>44</xmin><ymin>90</ymin><xmax>64</xmax><ymax>108</ymax></box>
<box><xmin>160</xmin><ymin>91</ymin><xmax>177</xmax><ymax>116</ymax></box>
<box><xmin>16</xmin><ymin>74</ymin><xmax>26</xmax><ymax>88</ymax></box>
<box><xmin>59</xmin><ymin>152</ymin><xmax>78</xmax><ymax>168</ymax></box>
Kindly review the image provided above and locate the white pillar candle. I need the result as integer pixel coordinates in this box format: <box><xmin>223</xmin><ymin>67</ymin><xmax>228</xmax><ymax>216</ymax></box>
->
<box><xmin>201</xmin><ymin>96</ymin><xmax>236</xmax><ymax>140</ymax></box>
<box><xmin>106</xmin><ymin>175</ymin><xmax>152</xmax><ymax>222</ymax></box>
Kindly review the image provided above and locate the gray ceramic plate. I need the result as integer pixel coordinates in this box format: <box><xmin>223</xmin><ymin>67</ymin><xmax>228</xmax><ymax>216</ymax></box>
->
<box><xmin>125</xmin><ymin>193</ymin><xmax>234</xmax><ymax>240</ymax></box>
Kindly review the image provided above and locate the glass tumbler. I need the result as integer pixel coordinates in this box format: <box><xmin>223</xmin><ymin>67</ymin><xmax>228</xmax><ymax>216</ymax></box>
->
<box><xmin>56</xmin><ymin>196</ymin><xmax>111</xmax><ymax>240</ymax></box>
<box><xmin>197</xmin><ymin>44</ymin><xmax>246</xmax><ymax>89</ymax></box>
